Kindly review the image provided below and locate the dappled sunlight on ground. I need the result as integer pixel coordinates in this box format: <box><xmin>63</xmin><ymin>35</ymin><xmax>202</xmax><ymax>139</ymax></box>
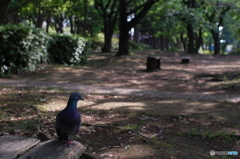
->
<box><xmin>0</xmin><ymin>87</ymin><xmax>239</xmax><ymax>158</ymax></box>
<box><xmin>1</xmin><ymin>51</ymin><xmax>240</xmax><ymax>158</ymax></box>
<box><xmin>11</xmin><ymin>51</ymin><xmax>240</xmax><ymax>96</ymax></box>
<box><xmin>85</xmin><ymin>102</ymin><xmax>147</xmax><ymax>111</ymax></box>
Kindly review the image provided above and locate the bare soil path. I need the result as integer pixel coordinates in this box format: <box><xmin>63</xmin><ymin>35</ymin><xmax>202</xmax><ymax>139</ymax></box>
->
<box><xmin>0</xmin><ymin>78</ymin><xmax>239</xmax><ymax>102</ymax></box>
<box><xmin>1</xmin><ymin>51</ymin><xmax>240</xmax><ymax>159</ymax></box>
<box><xmin>1</xmin><ymin>51</ymin><xmax>240</xmax><ymax>102</ymax></box>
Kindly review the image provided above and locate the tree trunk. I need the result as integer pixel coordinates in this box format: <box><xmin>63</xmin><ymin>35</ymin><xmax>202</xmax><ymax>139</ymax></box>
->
<box><xmin>69</xmin><ymin>15</ymin><xmax>75</xmax><ymax>34</ymax></box>
<box><xmin>46</xmin><ymin>22</ymin><xmax>50</xmax><ymax>33</ymax></box>
<box><xmin>102</xmin><ymin>29</ymin><xmax>113</xmax><ymax>52</ymax></box>
<box><xmin>45</xmin><ymin>10</ymin><xmax>51</xmax><ymax>33</ymax></box>
<box><xmin>102</xmin><ymin>18</ymin><xmax>115</xmax><ymax>52</ymax></box>
<box><xmin>7</xmin><ymin>12</ymin><xmax>18</xmax><ymax>24</ymax></box>
<box><xmin>0</xmin><ymin>3</ymin><xmax>8</xmax><ymax>24</ymax></box>
<box><xmin>36</xmin><ymin>14</ymin><xmax>43</xmax><ymax>28</ymax></box>
<box><xmin>211</xmin><ymin>30</ymin><xmax>220</xmax><ymax>55</ymax></box>
<box><xmin>180</xmin><ymin>34</ymin><xmax>186</xmax><ymax>51</ymax></box>
<box><xmin>160</xmin><ymin>34</ymin><xmax>166</xmax><ymax>51</ymax></box>
<box><xmin>94</xmin><ymin>0</ymin><xmax>118</xmax><ymax>52</ymax></box>
<box><xmin>115</xmin><ymin>0</ymin><xmax>130</xmax><ymax>56</ymax></box>
<box><xmin>133</xmin><ymin>25</ymin><xmax>140</xmax><ymax>43</ymax></box>
<box><xmin>115</xmin><ymin>0</ymin><xmax>159</xmax><ymax>56</ymax></box>
<box><xmin>54</xmin><ymin>14</ymin><xmax>64</xmax><ymax>34</ymax></box>
<box><xmin>177</xmin><ymin>37</ymin><xmax>183</xmax><ymax>51</ymax></box>
<box><xmin>116</xmin><ymin>25</ymin><xmax>130</xmax><ymax>56</ymax></box>
<box><xmin>156</xmin><ymin>37</ymin><xmax>160</xmax><ymax>49</ymax></box>
<box><xmin>195</xmin><ymin>29</ymin><xmax>203</xmax><ymax>52</ymax></box>
<box><xmin>186</xmin><ymin>23</ymin><xmax>196</xmax><ymax>53</ymax></box>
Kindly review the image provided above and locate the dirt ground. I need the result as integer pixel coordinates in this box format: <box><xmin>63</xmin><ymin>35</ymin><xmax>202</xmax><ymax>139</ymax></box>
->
<box><xmin>1</xmin><ymin>51</ymin><xmax>240</xmax><ymax>159</ymax></box>
<box><xmin>14</xmin><ymin>51</ymin><xmax>240</xmax><ymax>94</ymax></box>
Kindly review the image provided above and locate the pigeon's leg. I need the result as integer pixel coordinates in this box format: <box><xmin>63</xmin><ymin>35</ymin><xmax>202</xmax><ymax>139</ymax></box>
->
<box><xmin>65</xmin><ymin>138</ymin><xmax>74</xmax><ymax>146</ymax></box>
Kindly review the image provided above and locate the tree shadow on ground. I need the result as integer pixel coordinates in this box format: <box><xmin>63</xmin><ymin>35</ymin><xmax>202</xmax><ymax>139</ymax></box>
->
<box><xmin>2</xmin><ymin>86</ymin><xmax>239</xmax><ymax>158</ymax></box>
<box><xmin>11</xmin><ymin>51</ymin><xmax>240</xmax><ymax>96</ymax></box>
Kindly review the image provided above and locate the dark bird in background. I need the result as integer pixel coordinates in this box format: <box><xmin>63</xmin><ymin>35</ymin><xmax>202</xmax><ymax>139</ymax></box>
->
<box><xmin>56</xmin><ymin>92</ymin><xmax>84</xmax><ymax>145</ymax></box>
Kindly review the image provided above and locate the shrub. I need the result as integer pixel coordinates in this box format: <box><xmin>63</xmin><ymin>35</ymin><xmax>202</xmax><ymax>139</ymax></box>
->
<box><xmin>167</xmin><ymin>47</ymin><xmax>179</xmax><ymax>52</ymax></box>
<box><xmin>87</xmin><ymin>36</ymin><xmax>119</xmax><ymax>51</ymax></box>
<box><xmin>48</xmin><ymin>34</ymin><xmax>90</xmax><ymax>65</ymax></box>
<box><xmin>88</xmin><ymin>37</ymin><xmax>104</xmax><ymax>51</ymax></box>
<box><xmin>0</xmin><ymin>24</ymin><xmax>50</xmax><ymax>77</ymax></box>
<box><xmin>129</xmin><ymin>40</ymin><xmax>149</xmax><ymax>50</ymax></box>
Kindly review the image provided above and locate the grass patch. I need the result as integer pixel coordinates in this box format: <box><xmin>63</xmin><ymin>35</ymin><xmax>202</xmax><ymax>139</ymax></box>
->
<box><xmin>177</xmin><ymin>128</ymin><xmax>237</xmax><ymax>143</ymax></box>
<box><xmin>149</xmin><ymin>140</ymin><xmax>173</xmax><ymax>148</ymax></box>
<box><xmin>201</xmin><ymin>130</ymin><xmax>236</xmax><ymax>142</ymax></box>
<box><xmin>119</xmin><ymin>125</ymin><xmax>141</xmax><ymax>132</ymax></box>
<box><xmin>24</xmin><ymin>119</ymin><xmax>38</xmax><ymax>131</ymax></box>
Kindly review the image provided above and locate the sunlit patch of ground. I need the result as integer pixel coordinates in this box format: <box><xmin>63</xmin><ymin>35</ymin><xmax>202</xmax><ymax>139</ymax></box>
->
<box><xmin>2</xmin><ymin>51</ymin><xmax>240</xmax><ymax>158</ymax></box>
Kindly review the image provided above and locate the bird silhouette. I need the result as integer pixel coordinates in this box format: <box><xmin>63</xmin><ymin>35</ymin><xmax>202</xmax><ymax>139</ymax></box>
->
<box><xmin>55</xmin><ymin>92</ymin><xmax>84</xmax><ymax>145</ymax></box>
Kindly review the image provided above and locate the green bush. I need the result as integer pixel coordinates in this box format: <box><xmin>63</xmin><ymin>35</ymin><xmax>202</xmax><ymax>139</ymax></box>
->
<box><xmin>88</xmin><ymin>37</ymin><xmax>104</xmax><ymax>50</ymax></box>
<box><xmin>0</xmin><ymin>24</ymin><xmax>50</xmax><ymax>77</ymax></box>
<box><xmin>48</xmin><ymin>34</ymin><xmax>90</xmax><ymax>65</ymax></box>
<box><xmin>167</xmin><ymin>47</ymin><xmax>179</xmax><ymax>52</ymax></box>
<box><xmin>129</xmin><ymin>40</ymin><xmax>149</xmax><ymax>50</ymax></box>
<box><xmin>231</xmin><ymin>48</ymin><xmax>240</xmax><ymax>55</ymax></box>
<box><xmin>87</xmin><ymin>37</ymin><xmax>119</xmax><ymax>51</ymax></box>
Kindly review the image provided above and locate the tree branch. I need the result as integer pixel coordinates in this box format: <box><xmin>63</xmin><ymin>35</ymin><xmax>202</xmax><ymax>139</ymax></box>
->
<box><xmin>0</xmin><ymin>0</ymin><xmax>11</xmax><ymax>7</ymax></box>
<box><xmin>128</xmin><ymin>0</ymin><xmax>159</xmax><ymax>29</ymax></box>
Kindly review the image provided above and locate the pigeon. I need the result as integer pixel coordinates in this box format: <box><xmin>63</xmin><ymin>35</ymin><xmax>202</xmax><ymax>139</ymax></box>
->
<box><xmin>55</xmin><ymin>92</ymin><xmax>84</xmax><ymax>145</ymax></box>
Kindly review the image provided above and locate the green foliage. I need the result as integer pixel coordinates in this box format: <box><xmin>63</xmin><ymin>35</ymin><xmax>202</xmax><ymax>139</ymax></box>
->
<box><xmin>87</xmin><ymin>36</ymin><xmax>119</xmax><ymax>51</ymax></box>
<box><xmin>201</xmin><ymin>131</ymin><xmax>236</xmax><ymax>142</ymax></box>
<box><xmin>186</xmin><ymin>128</ymin><xmax>236</xmax><ymax>142</ymax></box>
<box><xmin>167</xmin><ymin>47</ymin><xmax>180</xmax><ymax>52</ymax></box>
<box><xmin>119</xmin><ymin>125</ymin><xmax>140</xmax><ymax>132</ymax></box>
<box><xmin>0</xmin><ymin>24</ymin><xmax>50</xmax><ymax>77</ymax></box>
<box><xmin>48</xmin><ymin>34</ymin><xmax>91</xmax><ymax>65</ymax></box>
<box><xmin>231</xmin><ymin>48</ymin><xmax>240</xmax><ymax>54</ymax></box>
<box><xmin>23</xmin><ymin>119</ymin><xmax>37</xmax><ymax>131</ymax></box>
<box><xmin>88</xmin><ymin>37</ymin><xmax>104</xmax><ymax>50</ymax></box>
<box><xmin>111</xmin><ymin>38</ymin><xmax>119</xmax><ymax>50</ymax></box>
<box><xmin>129</xmin><ymin>40</ymin><xmax>149</xmax><ymax>50</ymax></box>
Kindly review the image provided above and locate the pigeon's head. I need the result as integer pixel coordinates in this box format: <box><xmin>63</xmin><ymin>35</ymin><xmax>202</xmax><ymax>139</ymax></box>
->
<box><xmin>70</xmin><ymin>92</ymin><xmax>84</xmax><ymax>101</ymax></box>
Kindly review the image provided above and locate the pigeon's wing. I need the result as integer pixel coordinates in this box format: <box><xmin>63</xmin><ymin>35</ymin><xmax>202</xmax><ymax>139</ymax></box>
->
<box><xmin>73</xmin><ymin>115</ymin><xmax>81</xmax><ymax>135</ymax></box>
<box><xmin>56</xmin><ymin>111</ymin><xmax>81</xmax><ymax>140</ymax></box>
<box><xmin>55</xmin><ymin>113</ymin><xmax>68</xmax><ymax>140</ymax></box>
<box><xmin>55</xmin><ymin>113</ymin><xmax>60</xmax><ymax>129</ymax></box>
<box><xmin>55</xmin><ymin>113</ymin><xmax>62</xmax><ymax>137</ymax></box>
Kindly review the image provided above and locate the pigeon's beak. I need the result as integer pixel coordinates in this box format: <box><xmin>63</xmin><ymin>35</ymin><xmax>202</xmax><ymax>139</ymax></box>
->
<box><xmin>80</xmin><ymin>97</ymin><xmax>84</xmax><ymax>101</ymax></box>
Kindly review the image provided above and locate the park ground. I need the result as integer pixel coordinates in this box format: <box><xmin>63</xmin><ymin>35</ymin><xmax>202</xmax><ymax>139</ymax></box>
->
<box><xmin>0</xmin><ymin>51</ymin><xmax>240</xmax><ymax>159</ymax></box>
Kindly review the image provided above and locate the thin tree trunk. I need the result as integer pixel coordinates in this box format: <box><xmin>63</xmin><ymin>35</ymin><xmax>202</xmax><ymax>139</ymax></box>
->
<box><xmin>186</xmin><ymin>23</ymin><xmax>196</xmax><ymax>53</ymax></box>
<box><xmin>45</xmin><ymin>10</ymin><xmax>51</xmax><ymax>33</ymax></box>
<box><xmin>69</xmin><ymin>15</ymin><xmax>75</xmax><ymax>34</ymax></box>
<box><xmin>133</xmin><ymin>25</ymin><xmax>140</xmax><ymax>43</ymax></box>
<box><xmin>195</xmin><ymin>29</ymin><xmax>203</xmax><ymax>52</ymax></box>
<box><xmin>160</xmin><ymin>34</ymin><xmax>165</xmax><ymax>51</ymax></box>
<box><xmin>180</xmin><ymin>33</ymin><xmax>186</xmax><ymax>52</ymax></box>
<box><xmin>0</xmin><ymin>3</ymin><xmax>8</xmax><ymax>24</ymax></box>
